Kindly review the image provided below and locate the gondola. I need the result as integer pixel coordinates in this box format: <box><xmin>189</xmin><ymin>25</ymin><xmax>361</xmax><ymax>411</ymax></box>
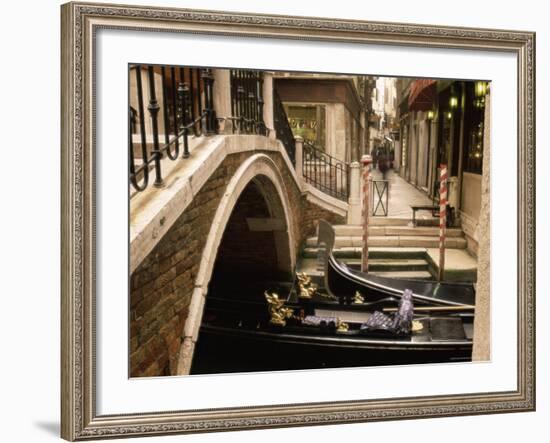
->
<box><xmin>317</xmin><ymin>219</ymin><xmax>476</xmax><ymax>307</ymax></box>
<box><xmin>190</xmin><ymin>221</ymin><xmax>475</xmax><ymax>375</ymax></box>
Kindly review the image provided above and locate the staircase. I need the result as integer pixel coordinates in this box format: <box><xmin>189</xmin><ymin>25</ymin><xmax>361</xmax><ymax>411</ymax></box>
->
<box><xmin>298</xmin><ymin>219</ymin><xmax>470</xmax><ymax>281</ymax></box>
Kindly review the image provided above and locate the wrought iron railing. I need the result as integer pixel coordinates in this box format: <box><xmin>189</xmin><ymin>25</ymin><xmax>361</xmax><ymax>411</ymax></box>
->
<box><xmin>129</xmin><ymin>65</ymin><xmax>216</xmax><ymax>192</ymax></box>
<box><xmin>371</xmin><ymin>180</ymin><xmax>389</xmax><ymax>216</ymax></box>
<box><xmin>273</xmin><ymin>89</ymin><xmax>296</xmax><ymax>165</ymax></box>
<box><xmin>302</xmin><ymin>142</ymin><xmax>349</xmax><ymax>201</ymax></box>
<box><xmin>229</xmin><ymin>70</ymin><xmax>267</xmax><ymax>135</ymax></box>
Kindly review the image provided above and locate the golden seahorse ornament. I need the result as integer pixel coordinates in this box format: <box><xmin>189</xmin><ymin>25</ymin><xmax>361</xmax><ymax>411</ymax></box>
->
<box><xmin>265</xmin><ymin>291</ymin><xmax>294</xmax><ymax>327</ymax></box>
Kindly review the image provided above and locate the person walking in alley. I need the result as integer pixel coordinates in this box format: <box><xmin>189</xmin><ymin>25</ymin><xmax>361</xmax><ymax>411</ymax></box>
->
<box><xmin>378</xmin><ymin>151</ymin><xmax>389</xmax><ymax>179</ymax></box>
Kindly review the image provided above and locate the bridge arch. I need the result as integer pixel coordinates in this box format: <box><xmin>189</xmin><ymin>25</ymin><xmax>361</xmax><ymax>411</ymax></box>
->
<box><xmin>177</xmin><ymin>153</ymin><xmax>297</xmax><ymax>374</ymax></box>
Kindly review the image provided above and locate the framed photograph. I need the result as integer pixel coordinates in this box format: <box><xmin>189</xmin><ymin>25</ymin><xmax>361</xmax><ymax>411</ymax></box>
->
<box><xmin>61</xmin><ymin>1</ymin><xmax>535</xmax><ymax>440</ymax></box>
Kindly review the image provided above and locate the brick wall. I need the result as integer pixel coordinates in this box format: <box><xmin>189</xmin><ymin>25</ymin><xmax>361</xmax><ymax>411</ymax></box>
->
<box><xmin>130</xmin><ymin>153</ymin><xmax>245</xmax><ymax>377</ymax></box>
<box><xmin>300</xmin><ymin>197</ymin><xmax>346</xmax><ymax>239</ymax></box>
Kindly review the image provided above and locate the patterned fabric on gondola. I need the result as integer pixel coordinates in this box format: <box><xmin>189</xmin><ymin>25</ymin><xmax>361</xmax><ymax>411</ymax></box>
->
<box><xmin>361</xmin><ymin>289</ymin><xmax>414</xmax><ymax>335</ymax></box>
<box><xmin>361</xmin><ymin>311</ymin><xmax>394</xmax><ymax>332</ymax></box>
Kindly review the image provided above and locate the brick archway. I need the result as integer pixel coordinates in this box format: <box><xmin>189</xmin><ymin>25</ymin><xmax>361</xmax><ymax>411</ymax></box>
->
<box><xmin>176</xmin><ymin>153</ymin><xmax>297</xmax><ymax>374</ymax></box>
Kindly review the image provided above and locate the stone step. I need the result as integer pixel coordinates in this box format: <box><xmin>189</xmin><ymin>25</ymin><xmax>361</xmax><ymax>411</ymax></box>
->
<box><xmin>367</xmin><ymin>270</ymin><xmax>434</xmax><ymax>280</ymax></box>
<box><xmin>295</xmin><ymin>258</ymin><xmax>325</xmax><ymax>277</ymax></box>
<box><xmin>345</xmin><ymin>258</ymin><xmax>429</xmax><ymax>272</ymax></box>
<box><xmin>302</xmin><ymin>246</ymin><xmax>357</xmax><ymax>259</ymax></box>
<box><xmin>305</xmin><ymin>235</ymin><xmax>467</xmax><ymax>249</ymax></box>
<box><xmin>367</xmin><ymin>217</ymin><xmax>440</xmax><ymax>227</ymax></box>
<box><xmin>367</xmin><ymin>247</ymin><xmax>428</xmax><ymax>259</ymax></box>
<box><xmin>425</xmin><ymin>248</ymin><xmax>478</xmax><ymax>282</ymax></box>
<box><xmin>366</xmin><ymin>218</ymin><xmax>411</xmax><ymax>226</ymax></box>
<box><xmin>331</xmin><ymin>225</ymin><xmax>463</xmax><ymax>237</ymax></box>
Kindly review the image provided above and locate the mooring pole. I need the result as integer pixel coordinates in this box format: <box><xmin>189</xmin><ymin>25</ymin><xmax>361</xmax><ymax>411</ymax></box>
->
<box><xmin>361</xmin><ymin>155</ymin><xmax>373</xmax><ymax>273</ymax></box>
<box><xmin>438</xmin><ymin>164</ymin><xmax>448</xmax><ymax>281</ymax></box>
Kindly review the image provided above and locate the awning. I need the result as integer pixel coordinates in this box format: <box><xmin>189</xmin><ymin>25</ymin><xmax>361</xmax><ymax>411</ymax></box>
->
<box><xmin>408</xmin><ymin>79</ymin><xmax>437</xmax><ymax>111</ymax></box>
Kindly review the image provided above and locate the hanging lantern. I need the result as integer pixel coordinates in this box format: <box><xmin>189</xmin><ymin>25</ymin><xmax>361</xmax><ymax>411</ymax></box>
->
<box><xmin>449</xmin><ymin>96</ymin><xmax>458</xmax><ymax>109</ymax></box>
<box><xmin>475</xmin><ymin>81</ymin><xmax>488</xmax><ymax>97</ymax></box>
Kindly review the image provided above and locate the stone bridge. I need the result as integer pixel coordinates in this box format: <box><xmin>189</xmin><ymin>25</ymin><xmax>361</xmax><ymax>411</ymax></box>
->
<box><xmin>129</xmin><ymin>134</ymin><xmax>348</xmax><ymax>377</ymax></box>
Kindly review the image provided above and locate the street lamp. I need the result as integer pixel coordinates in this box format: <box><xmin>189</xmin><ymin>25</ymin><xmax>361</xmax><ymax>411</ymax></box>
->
<box><xmin>427</xmin><ymin>110</ymin><xmax>435</xmax><ymax>120</ymax></box>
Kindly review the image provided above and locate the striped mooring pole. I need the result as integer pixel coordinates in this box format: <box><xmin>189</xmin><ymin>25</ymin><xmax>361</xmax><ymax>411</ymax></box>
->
<box><xmin>438</xmin><ymin>164</ymin><xmax>448</xmax><ymax>281</ymax></box>
<box><xmin>361</xmin><ymin>155</ymin><xmax>373</xmax><ymax>273</ymax></box>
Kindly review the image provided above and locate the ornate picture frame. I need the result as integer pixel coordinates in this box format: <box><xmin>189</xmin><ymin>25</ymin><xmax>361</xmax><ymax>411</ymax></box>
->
<box><xmin>61</xmin><ymin>1</ymin><xmax>535</xmax><ymax>440</ymax></box>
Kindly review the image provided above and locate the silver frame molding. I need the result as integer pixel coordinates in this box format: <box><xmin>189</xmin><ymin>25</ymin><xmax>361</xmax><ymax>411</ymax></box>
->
<box><xmin>61</xmin><ymin>1</ymin><xmax>536</xmax><ymax>440</ymax></box>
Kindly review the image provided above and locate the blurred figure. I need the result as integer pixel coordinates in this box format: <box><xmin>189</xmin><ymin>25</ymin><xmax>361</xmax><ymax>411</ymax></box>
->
<box><xmin>378</xmin><ymin>151</ymin><xmax>389</xmax><ymax>179</ymax></box>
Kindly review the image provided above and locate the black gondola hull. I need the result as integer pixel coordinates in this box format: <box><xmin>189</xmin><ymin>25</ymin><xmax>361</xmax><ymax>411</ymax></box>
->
<box><xmin>191</xmin><ymin>324</ymin><xmax>472</xmax><ymax>375</ymax></box>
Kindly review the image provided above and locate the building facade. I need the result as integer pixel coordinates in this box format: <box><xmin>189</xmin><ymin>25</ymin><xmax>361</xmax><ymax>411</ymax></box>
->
<box><xmin>273</xmin><ymin>72</ymin><xmax>374</xmax><ymax>164</ymax></box>
<box><xmin>396</xmin><ymin>77</ymin><xmax>490</xmax><ymax>255</ymax></box>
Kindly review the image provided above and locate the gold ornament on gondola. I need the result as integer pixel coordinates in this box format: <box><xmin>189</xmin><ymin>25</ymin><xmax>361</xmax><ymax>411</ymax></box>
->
<box><xmin>265</xmin><ymin>291</ymin><xmax>294</xmax><ymax>327</ymax></box>
<box><xmin>412</xmin><ymin>320</ymin><xmax>424</xmax><ymax>332</ymax></box>
<box><xmin>296</xmin><ymin>272</ymin><xmax>318</xmax><ymax>300</ymax></box>
<box><xmin>337</xmin><ymin>322</ymin><xmax>349</xmax><ymax>332</ymax></box>
<box><xmin>352</xmin><ymin>291</ymin><xmax>365</xmax><ymax>304</ymax></box>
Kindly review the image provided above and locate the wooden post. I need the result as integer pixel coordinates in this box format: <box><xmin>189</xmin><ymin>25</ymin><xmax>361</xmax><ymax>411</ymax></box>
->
<box><xmin>361</xmin><ymin>155</ymin><xmax>373</xmax><ymax>272</ymax></box>
<box><xmin>438</xmin><ymin>164</ymin><xmax>448</xmax><ymax>281</ymax></box>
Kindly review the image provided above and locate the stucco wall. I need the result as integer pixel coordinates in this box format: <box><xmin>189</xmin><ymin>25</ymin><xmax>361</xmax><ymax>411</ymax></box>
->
<box><xmin>460</xmin><ymin>171</ymin><xmax>482</xmax><ymax>254</ymax></box>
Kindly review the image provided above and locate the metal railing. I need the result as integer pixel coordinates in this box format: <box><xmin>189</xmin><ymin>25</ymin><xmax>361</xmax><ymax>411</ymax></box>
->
<box><xmin>273</xmin><ymin>90</ymin><xmax>296</xmax><ymax>165</ymax></box>
<box><xmin>229</xmin><ymin>69</ymin><xmax>267</xmax><ymax>135</ymax></box>
<box><xmin>129</xmin><ymin>65</ymin><xmax>216</xmax><ymax>192</ymax></box>
<box><xmin>371</xmin><ymin>180</ymin><xmax>389</xmax><ymax>216</ymax></box>
<box><xmin>302</xmin><ymin>142</ymin><xmax>349</xmax><ymax>201</ymax></box>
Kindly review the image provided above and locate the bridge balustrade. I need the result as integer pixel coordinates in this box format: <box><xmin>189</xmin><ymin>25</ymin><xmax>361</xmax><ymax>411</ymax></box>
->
<box><xmin>129</xmin><ymin>65</ymin><xmax>217</xmax><ymax>192</ymax></box>
<box><xmin>229</xmin><ymin>69</ymin><xmax>267</xmax><ymax>136</ymax></box>
<box><xmin>129</xmin><ymin>66</ymin><xmax>272</xmax><ymax>193</ymax></box>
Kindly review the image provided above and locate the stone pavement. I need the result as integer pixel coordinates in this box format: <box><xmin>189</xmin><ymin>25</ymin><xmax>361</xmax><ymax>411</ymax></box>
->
<box><xmin>370</xmin><ymin>169</ymin><xmax>435</xmax><ymax>220</ymax></box>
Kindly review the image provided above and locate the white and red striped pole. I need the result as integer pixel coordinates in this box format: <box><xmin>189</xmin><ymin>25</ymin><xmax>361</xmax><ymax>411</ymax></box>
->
<box><xmin>438</xmin><ymin>164</ymin><xmax>448</xmax><ymax>281</ymax></box>
<box><xmin>361</xmin><ymin>155</ymin><xmax>373</xmax><ymax>273</ymax></box>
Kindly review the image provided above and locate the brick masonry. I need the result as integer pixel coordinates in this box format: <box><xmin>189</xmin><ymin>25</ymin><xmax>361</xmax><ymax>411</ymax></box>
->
<box><xmin>301</xmin><ymin>197</ymin><xmax>346</xmax><ymax>239</ymax></box>
<box><xmin>130</xmin><ymin>150</ymin><xmax>346</xmax><ymax>377</ymax></box>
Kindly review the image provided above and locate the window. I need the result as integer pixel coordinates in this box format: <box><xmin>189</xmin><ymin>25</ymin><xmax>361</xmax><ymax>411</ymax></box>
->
<box><xmin>463</xmin><ymin>82</ymin><xmax>486</xmax><ymax>174</ymax></box>
<box><xmin>285</xmin><ymin>104</ymin><xmax>326</xmax><ymax>150</ymax></box>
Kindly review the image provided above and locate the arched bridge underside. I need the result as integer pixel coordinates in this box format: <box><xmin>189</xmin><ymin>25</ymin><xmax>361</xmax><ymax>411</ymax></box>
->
<box><xmin>130</xmin><ymin>137</ymin><xmax>345</xmax><ymax>377</ymax></box>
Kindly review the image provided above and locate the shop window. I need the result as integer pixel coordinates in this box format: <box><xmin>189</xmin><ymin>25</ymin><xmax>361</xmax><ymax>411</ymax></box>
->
<box><xmin>284</xmin><ymin>104</ymin><xmax>326</xmax><ymax>150</ymax></box>
<box><xmin>463</xmin><ymin>82</ymin><xmax>487</xmax><ymax>175</ymax></box>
